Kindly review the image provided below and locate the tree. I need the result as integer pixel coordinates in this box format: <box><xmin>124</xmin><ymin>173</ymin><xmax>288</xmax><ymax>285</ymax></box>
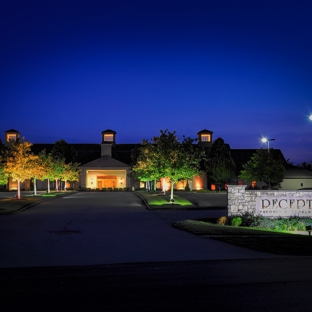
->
<box><xmin>3</xmin><ymin>138</ymin><xmax>39</xmax><ymax>199</ymax></box>
<box><xmin>0</xmin><ymin>161</ymin><xmax>9</xmax><ymax>186</ymax></box>
<box><xmin>50</xmin><ymin>157</ymin><xmax>65</xmax><ymax>191</ymax></box>
<box><xmin>132</xmin><ymin>140</ymin><xmax>162</xmax><ymax>191</ymax></box>
<box><xmin>205</xmin><ymin>137</ymin><xmax>236</xmax><ymax>191</ymax></box>
<box><xmin>39</xmin><ymin>152</ymin><xmax>64</xmax><ymax>193</ymax></box>
<box><xmin>298</xmin><ymin>161</ymin><xmax>312</xmax><ymax>171</ymax></box>
<box><xmin>60</xmin><ymin>162</ymin><xmax>80</xmax><ymax>190</ymax></box>
<box><xmin>51</xmin><ymin>139</ymin><xmax>77</xmax><ymax>164</ymax></box>
<box><xmin>239</xmin><ymin>148</ymin><xmax>285</xmax><ymax>189</ymax></box>
<box><xmin>134</xmin><ymin>130</ymin><xmax>205</xmax><ymax>201</ymax></box>
<box><xmin>0</xmin><ymin>140</ymin><xmax>8</xmax><ymax>185</ymax></box>
<box><xmin>28</xmin><ymin>154</ymin><xmax>47</xmax><ymax>195</ymax></box>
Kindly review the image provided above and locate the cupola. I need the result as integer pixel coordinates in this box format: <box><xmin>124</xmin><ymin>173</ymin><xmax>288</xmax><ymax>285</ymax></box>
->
<box><xmin>197</xmin><ymin>129</ymin><xmax>213</xmax><ymax>147</ymax></box>
<box><xmin>4</xmin><ymin>129</ymin><xmax>20</xmax><ymax>145</ymax></box>
<box><xmin>101</xmin><ymin>129</ymin><xmax>116</xmax><ymax>157</ymax></box>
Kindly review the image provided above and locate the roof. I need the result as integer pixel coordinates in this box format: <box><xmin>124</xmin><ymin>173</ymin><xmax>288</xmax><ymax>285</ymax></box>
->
<box><xmin>80</xmin><ymin>155</ymin><xmax>130</xmax><ymax>168</ymax></box>
<box><xmin>4</xmin><ymin>129</ymin><xmax>19</xmax><ymax>133</ymax></box>
<box><xmin>284</xmin><ymin>165</ymin><xmax>312</xmax><ymax>179</ymax></box>
<box><xmin>197</xmin><ymin>129</ymin><xmax>213</xmax><ymax>134</ymax></box>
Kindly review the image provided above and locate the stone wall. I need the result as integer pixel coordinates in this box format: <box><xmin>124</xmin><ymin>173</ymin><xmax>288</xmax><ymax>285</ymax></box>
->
<box><xmin>228</xmin><ymin>185</ymin><xmax>312</xmax><ymax>217</ymax></box>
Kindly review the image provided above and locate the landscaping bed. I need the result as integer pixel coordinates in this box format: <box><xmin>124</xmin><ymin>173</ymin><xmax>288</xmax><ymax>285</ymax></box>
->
<box><xmin>137</xmin><ymin>191</ymin><xmax>194</xmax><ymax>209</ymax></box>
<box><xmin>173</xmin><ymin>219</ymin><xmax>312</xmax><ymax>256</ymax></box>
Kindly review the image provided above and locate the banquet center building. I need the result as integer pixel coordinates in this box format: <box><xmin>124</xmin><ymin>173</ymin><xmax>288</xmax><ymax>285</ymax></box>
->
<box><xmin>2</xmin><ymin>128</ymin><xmax>312</xmax><ymax>191</ymax></box>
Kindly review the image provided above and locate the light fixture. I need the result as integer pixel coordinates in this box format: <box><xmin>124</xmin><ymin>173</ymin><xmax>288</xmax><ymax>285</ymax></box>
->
<box><xmin>261</xmin><ymin>137</ymin><xmax>275</xmax><ymax>150</ymax></box>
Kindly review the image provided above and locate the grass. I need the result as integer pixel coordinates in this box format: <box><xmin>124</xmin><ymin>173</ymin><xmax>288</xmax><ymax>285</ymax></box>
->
<box><xmin>0</xmin><ymin>191</ymin><xmax>75</xmax><ymax>214</ymax></box>
<box><xmin>0</xmin><ymin>197</ymin><xmax>44</xmax><ymax>215</ymax></box>
<box><xmin>137</xmin><ymin>191</ymin><xmax>194</xmax><ymax>207</ymax></box>
<box><xmin>174</xmin><ymin>219</ymin><xmax>312</xmax><ymax>256</ymax></box>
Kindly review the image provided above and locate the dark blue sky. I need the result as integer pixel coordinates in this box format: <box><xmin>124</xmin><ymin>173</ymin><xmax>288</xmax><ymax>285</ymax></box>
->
<box><xmin>1</xmin><ymin>0</ymin><xmax>312</xmax><ymax>164</ymax></box>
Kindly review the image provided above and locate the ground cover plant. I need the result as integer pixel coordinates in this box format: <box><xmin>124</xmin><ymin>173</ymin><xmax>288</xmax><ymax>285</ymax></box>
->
<box><xmin>138</xmin><ymin>191</ymin><xmax>193</xmax><ymax>207</ymax></box>
<box><xmin>174</xmin><ymin>216</ymin><xmax>312</xmax><ymax>256</ymax></box>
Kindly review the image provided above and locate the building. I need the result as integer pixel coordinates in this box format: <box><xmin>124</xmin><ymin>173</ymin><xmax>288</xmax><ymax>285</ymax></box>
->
<box><xmin>1</xmin><ymin>128</ymin><xmax>312</xmax><ymax>191</ymax></box>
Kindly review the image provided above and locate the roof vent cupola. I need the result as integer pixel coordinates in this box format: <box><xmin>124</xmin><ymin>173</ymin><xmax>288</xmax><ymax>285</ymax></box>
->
<box><xmin>197</xmin><ymin>129</ymin><xmax>213</xmax><ymax>148</ymax></box>
<box><xmin>4</xmin><ymin>129</ymin><xmax>20</xmax><ymax>145</ymax></box>
<box><xmin>101</xmin><ymin>129</ymin><xmax>116</xmax><ymax>157</ymax></box>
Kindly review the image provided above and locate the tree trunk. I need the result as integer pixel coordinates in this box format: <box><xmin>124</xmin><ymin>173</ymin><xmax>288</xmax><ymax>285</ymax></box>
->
<box><xmin>55</xmin><ymin>179</ymin><xmax>58</xmax><ymax>191</ymax></box>
<box><xmin>17</xmin><ymin>180</ymin><xmax>21</xmax><ymax>199</ymax></box>
<box><xmin>34</xmin><ymin>177</ymin><xmax>37</xmax><ymax>195</ymax></box>
<box><xmin>47</xmin><ymin>179</ymin><xmax>50</xmax><ymax>193</ymax></box>
<box><xmin>170</xmin><ymin>182</ymin><xmax>174</xmax><ymax>201</ymax></box>
<box><xmin>154</xmin><ymin>179</ymin><xmax>157</xmax><ymax>192</ymax></box>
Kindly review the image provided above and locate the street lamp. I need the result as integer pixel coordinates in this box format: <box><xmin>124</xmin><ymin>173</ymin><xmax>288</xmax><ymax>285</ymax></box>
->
<box><xmin>309</xmin><ymin>114</ymin><xmax>312</xmax><ymax>121</ymax></box>
<box><xmin>261</xmin><ymin>137</ymin><xmax>275</xmax><ymax>190</ymax></box>
<box><xmin>261</xmin><ymin>137</ymin><xmax>275</xmax><ymax>150</ymax></box>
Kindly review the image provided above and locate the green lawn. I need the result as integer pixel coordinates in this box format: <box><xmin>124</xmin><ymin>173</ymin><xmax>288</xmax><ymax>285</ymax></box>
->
<box><xmin>0</xmin><ymin>191</ymin><xmax>75</xmax><ymax>214</ymax></box>
<box><xmin>137</xmin><ymin>191</ymin><xmax>194</xmax><ymax>207</ymax></box>
<box><xmin>0</xmin><ymin>197</ymin><xmax>44</xmax><ymax>215</ymax></box>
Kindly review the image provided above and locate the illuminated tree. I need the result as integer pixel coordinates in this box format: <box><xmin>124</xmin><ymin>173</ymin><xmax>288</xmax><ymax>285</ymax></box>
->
<box><xmin>50</xmin><ymin>157</ymin><xmax>65</xmax><ymax>191</ymax></box>
<box><xmin>60</xmin><ymin>162</ymin><xmax>80</xmax><ymax>190</ymax></box>
<box><xmin>39</xmin><ymin>152</ymin><xmax>64</xmax><ymax>193</ymax></box>
<box><xmin>239</xmin><ymin>148</ymin><xmax>285</xmax><ymax>189</ymax></box>
<box><xmin>205</xmin><ymin>137</ymin><xmax>236</xmax><ymax>191</ymax></box>
<box><xmin>0</xmin><ymin>162</ymin><xmax>9</xmax><ymax>186</ymax></box>
<box><xmin>29</xmin><ymin>151</ymin><xmax>52</xmax><ymax>195</ymax></box>
<box><xmin>38</xmin><ymin>151</ymin><xmax>54</xmax><ymax>193</ymax></box>
<box><xmin>134</xmin><ymin>130</ymin><xmax>205</xmax><ymax>201</ymax></box>
<box><xmin>0</xmin><ymin>141</ymin><xmax>8</xmax><ymax>185</ymax></box>
<box><xmin>3</xmin><ymin>138</ymin><xmax>38</xmax><ymax>199</ymax></box>
<box><xmin>132</xmin><ymin>140</ymin><xmax>161</xmax><ymax>191</ymax></box>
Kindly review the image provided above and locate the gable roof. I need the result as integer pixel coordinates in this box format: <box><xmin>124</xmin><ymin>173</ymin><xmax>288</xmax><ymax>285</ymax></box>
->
<box><xmin>284</xmin><ymin>165</ymin><xmax>312</xmax><ymax>179</ymax></box>
<box><xmin>80</xmin><ymin>155</ymin><xmax>130</xmax><ymax>168</ymax></box>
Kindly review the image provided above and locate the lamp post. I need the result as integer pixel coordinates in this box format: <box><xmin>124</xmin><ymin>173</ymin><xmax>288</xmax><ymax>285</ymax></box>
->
<box><xmin>261</xmin><ymin>137</ymin><xmax>275</xmax><ymax>190</ymax></box>
<box><xmin>261</xmin><ymin>137</ymin><xmax>275</xmax><ymax>151</ymax></box>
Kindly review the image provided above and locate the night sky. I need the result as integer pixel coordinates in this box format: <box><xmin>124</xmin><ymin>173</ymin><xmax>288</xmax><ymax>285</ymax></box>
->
<box><xmin>1</xmin><ymin>0</ymin><xmax>312</xmax><ymax>164</ymax></box>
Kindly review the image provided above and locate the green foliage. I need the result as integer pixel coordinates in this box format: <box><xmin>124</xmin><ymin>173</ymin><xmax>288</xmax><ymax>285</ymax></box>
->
<box><xmin>239</xmin><ymin>148</ymin><xmax>285</xmax><ymax>188</ymax></box>
<box><xmin>0</xmin><ymin>162</ymin><xmax>9</xmax><ymax>185</ymax></box>
<box><xmin>51</xmin><ymin>139</ymin><xmax>77</xmax><ymax>164</ymax></box>
<box><xmin>232</xmin><ymin>213</ymin><xmax>312</xmax><ymax>232</ymax></box>
<box><xmin>205</xmin><ymin>137</ymin><xmax>236</xmax><ymax>191</ymax></box>
<box><xmin>133</xmin><ymin>129</ymin><xmax>205</xmax><ymax>199</ymax></box>
<box><xmin>231</xmin><ymin>216</ymin><xmax>242</xmax><ymax>227</ymax></box>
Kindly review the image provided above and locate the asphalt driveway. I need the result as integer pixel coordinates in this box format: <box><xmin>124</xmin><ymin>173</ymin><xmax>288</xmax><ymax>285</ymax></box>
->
<box><xmin>0</xmin><ymin>192</ymin><xmax>277</xmax><ymax>268</ymax></box>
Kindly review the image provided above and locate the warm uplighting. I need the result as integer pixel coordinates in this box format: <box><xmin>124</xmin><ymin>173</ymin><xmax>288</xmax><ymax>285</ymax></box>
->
<box><xmin>211</xmin><ymin>184</ymin><xmax>216</xmax><ymax>191</ymax></box>
<box><xmin>162</xmin><ymin>178</ymin><xmax>170</xmax><ymax>192</ymax></box>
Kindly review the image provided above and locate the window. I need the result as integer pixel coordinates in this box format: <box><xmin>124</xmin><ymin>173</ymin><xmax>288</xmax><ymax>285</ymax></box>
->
<box><xmin>201</xmin><ymin>134</ymin><xmax>210</xmax><ymax>142</ymax></box>
<box><xmin>104</xmin><ymin>134</ymin><xmax>114</xmax><ymax>142</ymax></box>
<box><xmin>7</xmin><ymin>134</ymin><xmax>17</xmax><ymax>142</ymax></box>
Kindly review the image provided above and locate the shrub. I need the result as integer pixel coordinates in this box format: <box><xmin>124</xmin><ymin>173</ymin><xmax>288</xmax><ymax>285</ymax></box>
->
<box><xmin>231</xmin><ymin>216</ymin><xmax>242</xmax><ymax>227</ymax></box>
<box><xmin>107</xmin><ymin>187</ymin><xmax>113</xmax><ymax>192</ymax></box>
<box><xmin>217</xmin><ymin>216</ymin><xmax>227</xmax><ymax>225</ymax></box>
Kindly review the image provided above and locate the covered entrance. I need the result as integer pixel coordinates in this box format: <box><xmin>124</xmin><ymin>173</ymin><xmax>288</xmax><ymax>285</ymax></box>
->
<box><xmin>97</xmin><ymin>176</ymin><xmax>117</xmax><ymax>189</ymax></box>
